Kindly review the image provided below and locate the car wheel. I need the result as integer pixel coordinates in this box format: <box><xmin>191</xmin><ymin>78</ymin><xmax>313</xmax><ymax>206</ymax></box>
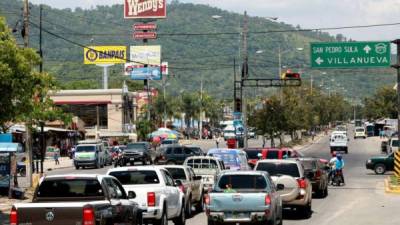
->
<box><xmin>95</xmin><ymin>160</ymin><xmax>100</xmax><ymax>169</ymax></box>
<box><xmin>299</xmin><ymin>202</ymin><xmax>312</xmax><ymax>219</ymax></box>
<box><xmin>324</xmin><ymin>186</ymin><xmax>329</xmax><ymax>197</ymax></box>
<box><xmin>267</xmin><ymin>213</ymin><xmax>277</xmax><ymax>225</ymax></box>
<box><xmin>173</xmin><ymin>201</ymin><xmax>186</xmax><ymax>225</ymax></box>
<box><xmin>75</xmin><ymin>165</ymin><xmax>79</xmax><ymax>170</ymax></box>
<box><xmin>374</xmin><ymin>164</ymin><xmax>386</xmax><ymax>175</ymax></box>
<box><xmin>154</xmin><ymin>206</ymin><xmax>168</xmax><ymax>225</ymax></box>
<box><xmin>100</xmin><ymin>160</ymin><xmax>104</xmax><ymax>168</ymax></box>
<box><xmin>196</xmin><ymin>193</ymin><xmax>204</xmax><ymax>212</ymax></box>
<box><xmin>185</xmin><ymin>198</ymin><xmax>192</xmax><ymax>218</ymax></box>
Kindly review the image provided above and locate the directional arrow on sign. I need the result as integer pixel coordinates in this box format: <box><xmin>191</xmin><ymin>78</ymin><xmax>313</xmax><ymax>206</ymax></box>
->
<box><xmin>315</xmin><ymin>57</ymin><xmax>324</xmax><ymax>65</ymax></box>
<box><xmin>363</xmin><ymin>45</ymin><xmax>371</xmax><ymax>54</ymax></box>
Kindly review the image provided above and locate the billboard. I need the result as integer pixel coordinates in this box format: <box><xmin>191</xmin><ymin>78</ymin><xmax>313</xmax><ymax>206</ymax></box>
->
<box><xmin>136</xmin><ymin>89</ymin><xmax>159</xmax><ymax>115</ymax></box>
<box><xmin>84</xmin><ymin>46</ymin><xmax>127</xmax><ymax>64</ymax></box>
<box><xmin>124</xmin><ymin>63</ymin><xmax>161</xmax><ymax>80</ymax></box>
<box><xmin>130</xmin><ymin>45</ymin><xmax>161</xmax><ymax>65</ymax></box>
<box><xmin>124</xmin><ymin>0</ymin><xmax>167</xmax><ymax>19</ymax></box>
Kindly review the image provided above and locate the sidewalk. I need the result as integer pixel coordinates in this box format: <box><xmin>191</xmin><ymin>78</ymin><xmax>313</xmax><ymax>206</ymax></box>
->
<box><xmin>42</xmin><ymin>157</ymin><xmax>74</xmax><ymax>171</ymax></box>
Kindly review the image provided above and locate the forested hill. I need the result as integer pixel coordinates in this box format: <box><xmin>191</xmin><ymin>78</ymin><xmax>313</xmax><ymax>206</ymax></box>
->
<box><xmin>0</xmin><ymin>0</ymin><xmax>396</xmax><ymax>100</ymax></box>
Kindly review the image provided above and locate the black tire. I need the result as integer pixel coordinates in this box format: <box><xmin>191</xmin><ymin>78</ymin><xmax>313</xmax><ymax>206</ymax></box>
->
<box><xmin>153</xmin><ymin>205</ymin><xmax>168</xmax><ymax>225</ymax></box>
<box><xmin>75</xmin><ymin>165</ymin><xmax>79</xmax><ymax>170</ymax></box>
<box><xmin>207</xmin><ymin>217</ymin><xmax>218</xmax><ymax>225</ymax></box>
<box><xmin>374</xmin><ymin>164</ymin><xmax>386</xmax><ymax>175</ymax></box>
<box><xmin>185</xmin><ymin>197</ymin><xmax>192</xmax><ymax>218</ymax></box>
<box><xmin>299</xmin><ymin>202</ymin><xmax>312</xmax><ymax>219</ymax></box>
<box><xmin>173</xmin><ymin>201</ymin><xmax>186</xmax><ymax>225</ymax></box>
<box><xmin>267</xmin><ymin>213</ymin><xmax>277</xmax><ymax>225</ymax></box>
<box><xmin>100</xmin><ymin>160</ymin><xmax>104</xmax><ymax>168</ymax></box>
<box><xmin>315</xmin><ymin>188</ymin><xmax>324</xmax><ymax>198</ymax></box>
<box><xmin>277</xmin><ymin>208</ymin><xmax>283</xmax><ymax>225</ymax></box>
<box><xmin>95</xmin><ymin>160</ymin><xmax>100</xmax><ymax>169</ymax></box>
<box><xmin>324</xmin><ymin>186</ymin><xmax>329</xmax><ymax>197</ymax></box>
<box><xmin>195</xmin><ymin>193</ymin><xmax>204</xmax><ymax>212</ymax></box>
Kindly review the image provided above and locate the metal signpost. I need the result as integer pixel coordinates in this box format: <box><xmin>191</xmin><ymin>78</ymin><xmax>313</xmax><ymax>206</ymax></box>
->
<box><xmin>311</xmin><ymin>41</ymin><xmax>391</xmax><ymax>68</ymax></box>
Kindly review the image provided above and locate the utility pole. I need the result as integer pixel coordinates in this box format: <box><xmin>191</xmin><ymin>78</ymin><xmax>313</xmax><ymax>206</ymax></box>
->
<box><xmin>242</xmin><ymin>11</ymin><xmax>249</xmax><ymax>149</ymax></box>
<box><xmin>39</xmin><ymin>5</ymin><xmax>43</xmax><ymax>73</ymax></box>
<box><xmin>162</xmin><ymin>73</ymin><xmax>167</xmax><ymax>127</ymax></box>
<box><xmin>39</xmin><ymin>5</ymin><xmax>45</xmax><ymax>174</ymax></box>
<box><xmin>199</xmin><ymin>74</ymin><xmax>203</xmax><ymax>139</ymax></box>
<box><xmin>392</xmin><ymin>39</ymin><xmax>400</xmax><ymax>148</ymax></box>
<box><xmin>310</xmin><ymin>73</ymin><xmax>313</xmax><ymax>95</ymax></box>
<box><xmin>23</xmin><ymin>0</ymin><xmax>33</xmax><ymax>187</ymax></box>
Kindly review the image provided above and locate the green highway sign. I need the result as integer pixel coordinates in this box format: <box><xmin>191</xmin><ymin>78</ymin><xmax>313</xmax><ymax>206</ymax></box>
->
<box><xmin>310</xmin><ymin>41</ymin><xmax>391</xmax><ymax>68</ymax></box>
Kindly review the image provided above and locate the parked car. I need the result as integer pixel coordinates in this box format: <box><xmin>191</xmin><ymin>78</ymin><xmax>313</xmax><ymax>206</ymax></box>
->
<box><xmin>354</xmin><ymin>126</ymin><xmax>366</xmax><ymax>139</ymax></box>
<box><xmin>104</xmin><ymin>148</ymin><xmax>113</xmax><ymax>166</ymax></box>
<box><xmin>366</xmin><ymin>152</ymin><xmax>394</xmax><ymax>174</ymax></box>
<box><xmin>121</xmin><ymin>142</ymin><xmax>155</xmax><ymax>165</ymax></box>
<box><xmin>11</xmin><ymin>174</ymin><xmax>142</xmax><ymax>225</ymax></box>
<box><xmin>255</xmin><ymin>159</ymin><xmax>313</xmax><ymax>218</ymax></box>
<box><xmin>245</xmin><ymin>147</ymin><xmax>304</xmax><ymax>168</ymax></box>
<box><xmin>107</xmin><ymin>166</ymin><xmax>186</xmax><ymax>225</ymax></box>
<box><xmin>388</xmin><ymin>138</ymin><xmax>399</xmax><ymax>153</ymax></box>
<box><xmin>184</xmin><ymin>156</ymin><xmax>225</xmax><ymax>192</ymax></box>
<box><xmin>73</xmin><ymin>143</ymin><xmax>106</xmax><ymax>169</ymax></box>
<box><xmin>205</xmin><ymin>170</ymin><xmax>283</xmax><ymax>225</ymax></box>
<box><xmin>207</xmin><ymin>148</ymin><xmax>250</xmax><ymax>171</ymax></box>
<box><xmin>162</xmin><ymin>165</ymin><xmax>204</xmax><ymax>216</ymax></box>
<box><xmin>298</xmin><ymin>157</ymin><xmax>329</xmax><ymax>198</ymax></box>
<box><xmin>156</xmin><ymin>144</ymin><xmax>203</xmax><ymax>165</ymax></box>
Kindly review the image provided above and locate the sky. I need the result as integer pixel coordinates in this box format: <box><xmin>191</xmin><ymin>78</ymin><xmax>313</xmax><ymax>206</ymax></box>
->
<box><xmin>28</xmin><ymin>0</ymin><xmax>400</xmax><ymax>41</ymax></box>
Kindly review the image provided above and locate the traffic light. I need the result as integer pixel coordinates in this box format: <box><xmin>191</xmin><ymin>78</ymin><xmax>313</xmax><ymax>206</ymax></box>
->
<box><xmin>235</xmin><ymin>98</ymin><xmax>242</xmax><ymax>112</ymax></box>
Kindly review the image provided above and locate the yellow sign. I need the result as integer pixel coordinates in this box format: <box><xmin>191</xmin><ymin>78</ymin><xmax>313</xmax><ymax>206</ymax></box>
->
<box><xmin>130</xmin><ymin>45</ymin><xmax>161</xmax><ymax>65</ymax></box>
<box><xmin>84</xmin><ymin>46</ymin><xmax>127</xmax><ymax>64</ymax></box>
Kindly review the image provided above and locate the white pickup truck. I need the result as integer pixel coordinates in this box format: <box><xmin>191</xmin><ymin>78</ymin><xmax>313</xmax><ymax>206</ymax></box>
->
<box><xmin>184</xmin><ymin>156</ymin><xmax>225</xmax><ymax>192</ymax></box>
<box><xmin>107</xmin><ymin>166</ymin><xmax>186</xmax><ymax>225</ymax></box>
<box><xmin>162</xmin><ymin>165</ymin><xmax>204</xmax><ymax>216</ymax></box>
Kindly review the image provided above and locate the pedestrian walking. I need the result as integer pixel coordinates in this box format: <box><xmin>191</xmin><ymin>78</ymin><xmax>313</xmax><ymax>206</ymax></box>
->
<box><xmin>379</xmin><ymin>129</ymin><xmax>384</xmax><ymax>139</ymax></box>
<box><xmin>54</xmin><ymin>144</ymin><xmax>60</xmax><ymax>165</ymax></box>
<box><xmin>216</xmin><ymin>136</ymin><xmax>222</xmax><ymax>148</ymax></box>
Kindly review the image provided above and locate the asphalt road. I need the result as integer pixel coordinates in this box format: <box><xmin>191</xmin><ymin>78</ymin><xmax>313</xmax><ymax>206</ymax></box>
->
<box><xmin>44</xmin><ymin>128</ymin><xmax>400</xmax><ymax>225</ymax></box>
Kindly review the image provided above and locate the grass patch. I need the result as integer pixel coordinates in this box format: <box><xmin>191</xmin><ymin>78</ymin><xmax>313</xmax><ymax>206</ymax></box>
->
<box><xmin>389</xmin><ymin>176</ymin><xmax>400</xmax><ymax>186</ymax></box>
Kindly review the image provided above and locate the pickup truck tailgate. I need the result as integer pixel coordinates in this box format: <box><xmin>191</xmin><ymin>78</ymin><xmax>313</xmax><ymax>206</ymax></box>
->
<box><xmin>15</xmin><ymin>202</ymin><xmax>107</xmax><ymax>224</ymax></box>
<box><xmin>209</xmin><ymin>192</ymin><xmax>268</xmax><ymax>212</ymax></box>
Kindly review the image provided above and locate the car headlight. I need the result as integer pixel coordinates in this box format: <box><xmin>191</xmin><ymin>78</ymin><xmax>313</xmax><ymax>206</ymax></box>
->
<box><xmin>367</xmin><ymin>159</ymin><xmax>372</xmax><ymax>163</ymax></box>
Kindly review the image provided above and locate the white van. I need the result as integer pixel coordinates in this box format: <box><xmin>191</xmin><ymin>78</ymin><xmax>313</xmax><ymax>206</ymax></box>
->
<box><xmin>389</xmin><ymin>138</ymin><xmax>399</xmax><ymax>153</ymax></box>
<box><xmin>354</xmin><ymin>127</ymin><xmax>366</xmax><ymax>139</ymax></box>
<box><xmin>330</xmin><ymin>133</ymin><xmax>349</xmax><ymax>154</ymax></box>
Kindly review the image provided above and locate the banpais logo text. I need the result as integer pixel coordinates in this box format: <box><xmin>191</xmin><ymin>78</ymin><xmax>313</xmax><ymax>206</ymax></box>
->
<box><xmin>126</xmin><ymin>0</ymin><xmax>165</xmax><ymax>16</ymax></box>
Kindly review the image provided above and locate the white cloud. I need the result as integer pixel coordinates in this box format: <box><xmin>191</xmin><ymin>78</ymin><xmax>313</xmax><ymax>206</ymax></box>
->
<box><xmin>29</xmin><ymin>0</ymin><xmax>400</xmax><ymax>41</ymax></box>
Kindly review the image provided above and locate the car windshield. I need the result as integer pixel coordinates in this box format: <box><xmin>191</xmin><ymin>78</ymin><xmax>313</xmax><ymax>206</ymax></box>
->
<box><xmin>218</xmin><ymin>175</ymin><xmax>267</xmax><ymax>190</ymax></box>
<box><xmin>165</xmin><ymin>168</ymin><xmax>187</xmax><ymax>180</ymax></box>
<box><xmin>300</xmin><ymin>160</ymin><xmax>317</xmax><ymax>171</ymax></box>
<box><xmin>391</xmin><ymin>140</ymin><xmax>399</xmax><ymax>147</ymax></box>
<box><xmin>245</xmin><ymin>150</ymin><xmax>262</xmax><ymax>159</ymax></box>
<box><xmin>356</xmin><ymin>128</ymin><xmax>365</xmax><ymax>132</ymax></box>
<box><xmin>126</xmin><ymin>143</ymin><xmax>146</xmax><ymax>151</ymax></box>
<box><xmin>109</xmin><ymin>170</ymin><xmax>159</xmax><ymax>185</ymax></box>
<box><xmin>256</xmin><ymin>162</ymin><xmax>300</xmax><ymax>177</ymax></box>
<box><xmin>36</xmin><ymin>179</ymin><xmax>104</xmax><ymax>198</ymax></box>
<box><xmin>75</xmin><ymin>146</ymin><xmax>96</xmax><ymax>152</ymax></box>
<box><xmin>211</xmin><ymin>153</ymin><xmax>240</xmax><ymax>167</ymax></box>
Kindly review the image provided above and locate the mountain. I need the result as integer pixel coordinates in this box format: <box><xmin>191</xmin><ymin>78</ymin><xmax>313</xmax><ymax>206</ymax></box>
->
<box><xmin>0</xmin><ymin>0</ymin><xmax>396</xmax><ymax>100</ymax></box>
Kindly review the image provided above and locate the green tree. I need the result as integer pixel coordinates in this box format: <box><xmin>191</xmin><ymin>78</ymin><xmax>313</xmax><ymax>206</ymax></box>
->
<box><xmin>363</xmin><ymin>86</ymin><xmax>397</xmax><ymax>119</ymax></box>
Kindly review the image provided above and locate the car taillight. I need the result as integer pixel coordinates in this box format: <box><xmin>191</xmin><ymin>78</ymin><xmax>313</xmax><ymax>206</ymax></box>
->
<box><xmin>82</xmin><ymin>206</ymin><xmax>95</xmax><ymax>225</ymax></box>
<box><xmin>147</xmin><ymin>192</ymin><xmax>156</xmax><ymax>207</ymax></box>
<box><xmin>297</xmin><ymin>178</ymin><xmax>307</xmax><ymax>189</ymax></box>
<box><xmin>204</xmin><ymin>194</ymin><xmax>211</xmax><ymax>205</ymax></box>
<box><xmin>10</xmin><ymin>207</ymin><xmax>17</xmax><ymax>225</ymax></box>
<box><xmin>265</xmin><ymin>194</ymin><xmax>271</xmax><ymax>205</ymax></box>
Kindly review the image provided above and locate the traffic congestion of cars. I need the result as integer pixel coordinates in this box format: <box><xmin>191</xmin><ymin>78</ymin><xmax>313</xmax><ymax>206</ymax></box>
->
<box><xmin>11</xmin><ymin>133</ymin><xmax>351</xmax><ymax>225</ymax></box>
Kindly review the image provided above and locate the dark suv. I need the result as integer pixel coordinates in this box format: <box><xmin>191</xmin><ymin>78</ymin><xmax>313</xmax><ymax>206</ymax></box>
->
<box><xmin>156</xmin><ymin>144</ymin><xmax>203</xmax><ymax>165</ymax></box>
<box><xmin>298</xmin><ymin>158</ymin><xmax>329</xmax><ymax>198</ymax></box>
<box><xmin>121</xmin><ymin>142</ymin><xmax>155</xmax><ymax>165</ymax></box>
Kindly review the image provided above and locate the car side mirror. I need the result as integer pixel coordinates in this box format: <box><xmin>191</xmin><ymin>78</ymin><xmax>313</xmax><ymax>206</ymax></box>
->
<box><xmin>193</xmin><ymin>176</ymin><xmax>202</xmax><ymax>181</ymax></box>
<box><xmin>174</xmin><ymin>179</ymin><xmax>183</xmax><ymax>187</ymax></box>
<box><xmin>128</xmin><ymin>191</ymin><xmax>136</xmax><ymax>199</ymax></box>
<box><xmin>276</xmin><ymin>183</ymin><xmax>285</xmax><ymax>191</ymax></box>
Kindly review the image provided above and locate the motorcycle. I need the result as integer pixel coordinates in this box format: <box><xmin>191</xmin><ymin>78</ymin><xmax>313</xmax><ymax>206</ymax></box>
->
<box><xmin>113</xmin><ymin>150</ymin><xmax>124</xmax><ymax>167</ymax></box>
<box><xmin>332</xmin><ymin>169</ymin><xmax>344</xmax><ymax>186</ymax></box>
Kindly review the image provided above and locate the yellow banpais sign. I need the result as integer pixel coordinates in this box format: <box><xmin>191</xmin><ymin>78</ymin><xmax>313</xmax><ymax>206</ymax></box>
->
<box><xmin>84</xmin><ymin>46</ymin><xmax>127</xmax><ymax>64</ymax></box>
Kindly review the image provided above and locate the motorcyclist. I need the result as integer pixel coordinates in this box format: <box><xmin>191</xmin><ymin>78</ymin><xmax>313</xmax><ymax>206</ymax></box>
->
<box><xmin>335</xmin><ymin>154</ymin><xmax>345</xmax><ymax>185</ymax></box>
<box><xmin>328</xmin><ymin>152</ymin><xmax>337</xmax><ymax>183</ymax></box>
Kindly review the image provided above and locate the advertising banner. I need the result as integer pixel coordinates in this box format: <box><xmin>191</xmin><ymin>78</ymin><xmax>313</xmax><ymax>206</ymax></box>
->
<box><xmin>136</xmin><ymin>89</ymin><xmax>159</xmax><ymax>115</ymax></box>
<box><xmin>84</xmin><ymin>46</ymin><xmax>127</xmax><ymax>65</ymax></box>
<box><xmin>125</xmin><ymin>64</ymin><xmax>161</xmax><ymax>80</ymax></box>
<box><xmin>130</xmin><ymin>45</ymin><xmax>161</xmax><ymax>65</ymax></box>
<box><xmin>0</xmin><ymin>153</ymin><xmax>10</xmax><ymax>189</ymax></box>
<box><xmin>124</xmin><ymin>0</ymin><xmax>167</xmax><ymax>19</ymax></box>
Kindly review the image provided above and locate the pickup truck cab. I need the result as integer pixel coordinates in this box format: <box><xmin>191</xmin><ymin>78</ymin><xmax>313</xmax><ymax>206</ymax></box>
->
<box><xmin>205</xmin><ymin>170</ymin><xmax>283</xmax><ymax>225</ymax></box>
<box><xmin>162</xmin><ymin>165</ymin><xmax>204</xmax><ymax>216</ymax></box>
<box><xmin>11</xmin><ymin>174</ymin><xmax>142</xmax><ymax>225</ymax></box>
<box><xmin>107</xmin><ymin>166</ymin><xmax>186</xmax><ymax>225</ymax></box>
<box><xmin>366</xmin><ymin>152</ymin><xmax>394</xmax><ymax>174</ymax></box>
<box><xmin>184</xmin><ymin>156</ymin><xmax>225</xmax><ymax>192</ymax></box>
<box><xmin>255</xmin><ymin>159</ymin><xmax>313</xmax><ymax>218</ymax></box>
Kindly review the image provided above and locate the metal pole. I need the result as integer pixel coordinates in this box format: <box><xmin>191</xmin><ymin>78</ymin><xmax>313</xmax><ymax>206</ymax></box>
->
<box><xmin>396</xmin><ymin>41</ymin><xmax>400</xmax><ymax>145</ymax></box>
<box><xmin>310</xmin><ymin>73</ymin><xmax>313</xmax><ymax>95</ymax></box>
<box><xmin>242</xmin><ymin>11</ymin><xmax>248</xmax><ymax>149</ymax></box>
<box><xmin>103</xmin><ymin>66</ymin><xmax>108</xmax><ymax>89</ymax></box>
<box><xmin>39</xmin><ymin>5</ymin><xmax>43</xmax><ymax>73</ymax></box>
<box><xmin>233</xmin><ymin>58</ymin><xmax>236</xmax><ymax>109</ymax></box>
<box><xmin>278</xmin><ymin>45</ymin><xmax>283</xmax><ymax>104</ymax></box>
<box><xmin>163</xmin><ymin>75</ymin><xmax>167</xmax><ymax>127</ymax></box>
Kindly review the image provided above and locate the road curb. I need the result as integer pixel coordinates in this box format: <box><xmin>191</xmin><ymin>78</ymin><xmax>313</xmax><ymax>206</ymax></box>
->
<box><xmin>384</xmin><ymin>178</ymin><xmax>400</xmax><ymax>194</ymax></box>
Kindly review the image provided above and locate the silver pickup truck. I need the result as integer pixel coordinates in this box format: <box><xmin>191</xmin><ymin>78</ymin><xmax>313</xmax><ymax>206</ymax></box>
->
<box><xmin>205</xmin><ymin>170</ymin><xmax>283</xmax><ymax>225</ymax></box>
<box><xmin>11</xmin><ymin>174</ymin><xmax>142</xmax><ymax>225</ymax></box>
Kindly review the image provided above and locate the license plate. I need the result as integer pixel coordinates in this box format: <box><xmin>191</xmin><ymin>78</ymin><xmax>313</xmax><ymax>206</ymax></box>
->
<box><xmin>130</xmin><ymin>158</ymin><xmax>136</xmax><ymax>160</ymax></box>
